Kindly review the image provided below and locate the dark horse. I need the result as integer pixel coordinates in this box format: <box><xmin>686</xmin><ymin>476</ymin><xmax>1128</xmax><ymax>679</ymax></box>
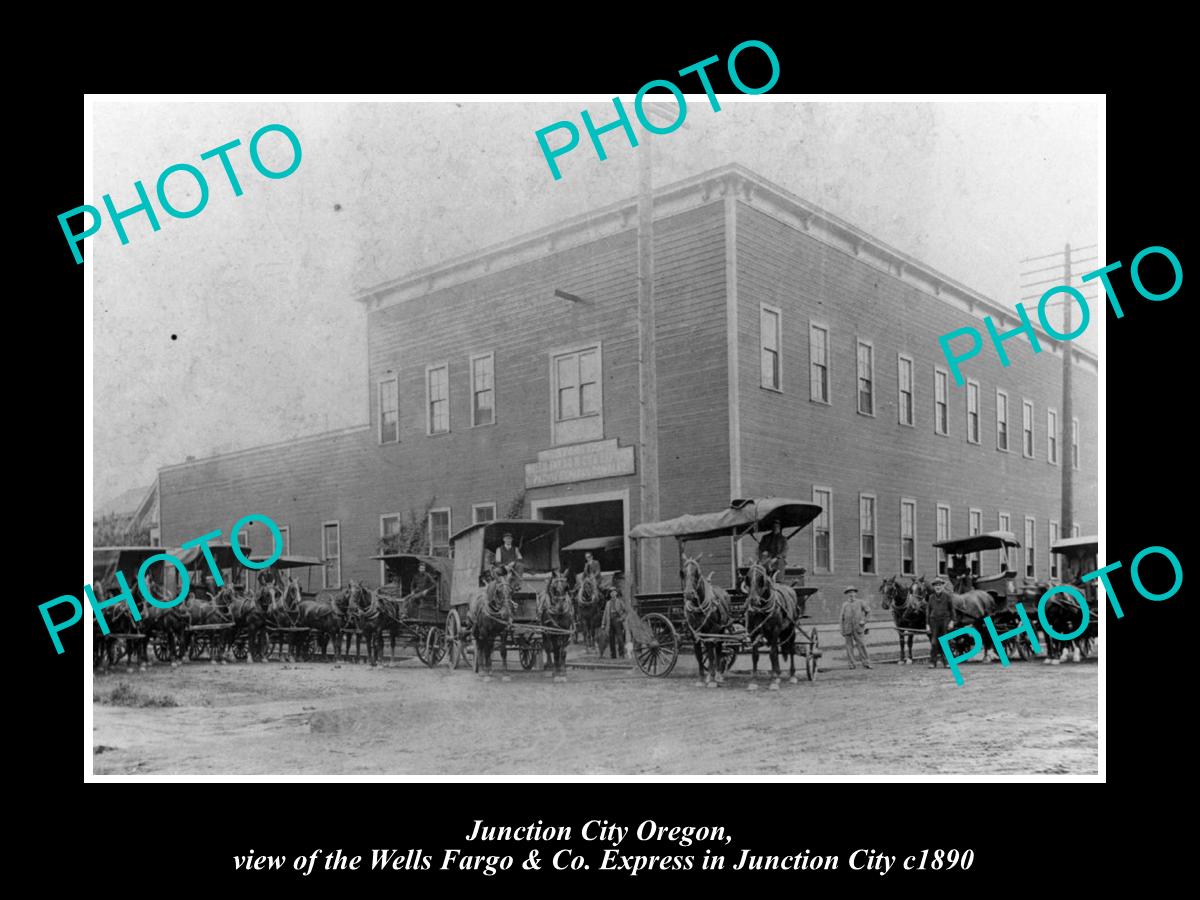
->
<box><xmin>352</xmin><ymin>584</ymin><xmax>389</xmax><ymax>667</ymax></box>
<box><xmin>932</xmin><ymin>580</ymin><xmax>998</xmax><ymax>663</ymax></box>
<box><xmin>879</xmin><ymin>575</ymin><xmax>927</xmax><ymax>664</ymax></box>
<box><xmin>575</xmin><ymin>571</ymin><xmax>604</xmax><ymax>652</ymax></box>
<box><xmin>229</xmin><ymin>583</ymin><xmax>271</xmax><ymax>663</ymax></box>
<box><xmin>539</xmin><ymin>569</ymin><xmax>575</xmax><ymax>682</ymax></box>
<box><xmin>1035</xmin><ymin>584</ymin><xmax>1091</xmax><ymax>664</ymax></box>
<box><xmin>299</xmin><ymin>583</ymin><xmax>356</xmax><ymax>662</ymax></box>
<box><xmin>681</xmin><ymin>553</ymin><xmax>734</xmax><ymax>688</ymax></box>
<box><xmin>741</xmin><ymin>561</ymin><xmax>799</xmax><ymax>690</ymax></box>
<box><xmin>471</xmin><ymin>576</ymin><xmax>513</xmax><ymax>682</ymax></box>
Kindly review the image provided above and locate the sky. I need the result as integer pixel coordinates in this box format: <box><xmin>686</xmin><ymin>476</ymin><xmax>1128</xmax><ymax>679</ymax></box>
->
<box><xmin>91</xmin><ymin>98</ymin><xmax>1100</xmax><ymax>508</ymax></box>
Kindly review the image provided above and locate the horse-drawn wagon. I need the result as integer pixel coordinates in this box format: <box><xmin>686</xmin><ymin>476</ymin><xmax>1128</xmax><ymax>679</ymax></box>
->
<box><xmin>1046</xmin><ymin>534</ymin><xmax>1100</xmax><ymax>661</ymax></box>
<box><xmin>440</xmin><ymin>518</ymin><xmax>576</xmax><ymax>679</ymax></box>
<box><xmin>363</xmin><ymin>552</ymin><xmax>454</xmax><ymax>666</ymax></box>
<box><xmin>625</xmin><ymin>498</ymin><xmax>824</xmax><ymax>688</ymax></box>
<box><xmin>247</xmin><ymin>554</ymin><xmax>325</xmax><ymax>661</ymax></box>
<box><xmin>92</xmin><ymin>546</ymin><xmax>164</xmax><ymax>668</ymax></box>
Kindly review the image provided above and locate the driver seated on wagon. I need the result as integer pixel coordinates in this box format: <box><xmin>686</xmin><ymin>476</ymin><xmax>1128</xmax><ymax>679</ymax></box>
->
<box><xmin>491</xmin><ymin>531</ymin><xmax>526</xmax><ymax>589</ymax></box>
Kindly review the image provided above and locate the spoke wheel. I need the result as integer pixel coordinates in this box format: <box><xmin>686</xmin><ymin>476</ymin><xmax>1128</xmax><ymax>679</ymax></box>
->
<box><xmin>422</xmin><ymin>626</ymin><xmax>445</xmax><ymax>667</ymax></box>
<box><xmin>634</xmin><ymin>613</ymin><xmax>679</xmax><ymax>677</ymax></box>
<box><xmin>445</xmin><ymin>609</ymin><xmax>464</xmax><ymax>670</ymax></box>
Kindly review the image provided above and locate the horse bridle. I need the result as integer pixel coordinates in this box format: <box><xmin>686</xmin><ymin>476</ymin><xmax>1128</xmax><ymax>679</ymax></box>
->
<box><xmin>683</xmin><ymin>560</ymin><xmax>722</xmax><ymax>632</ymax></box>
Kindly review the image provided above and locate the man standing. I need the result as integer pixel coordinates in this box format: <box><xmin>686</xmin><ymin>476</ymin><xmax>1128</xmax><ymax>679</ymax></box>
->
<box><xmin>926</xmin><ymin>577</ymin><xmax>954</xmax><ymax>668</ymax></box>
<box><xmin>757</xmin><ymin>520</ymin><xmax>789</xmax><ymax>575</ymax></box>
<box><xmin>840</xmin><ymin>586</ymin><xmax>872</xmax><ymax>669</ymax></box>
<box><xmin>600</xmin><ymin>586</ymin><xmax>626</xmax><ymax>660</ymax></box>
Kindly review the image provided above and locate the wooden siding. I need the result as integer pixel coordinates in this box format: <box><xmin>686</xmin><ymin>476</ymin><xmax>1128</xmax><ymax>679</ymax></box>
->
<box><xmin>734</xmin><ymin>202</ymin><xmax>1099</xmax><ymax>621</ymax></box>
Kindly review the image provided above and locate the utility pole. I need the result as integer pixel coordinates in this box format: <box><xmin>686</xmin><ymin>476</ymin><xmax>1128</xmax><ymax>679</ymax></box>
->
<box><xmin>1018</xmin><ymin>241</ymin><xmax>1097</xmax><ymax>545</ymax></box>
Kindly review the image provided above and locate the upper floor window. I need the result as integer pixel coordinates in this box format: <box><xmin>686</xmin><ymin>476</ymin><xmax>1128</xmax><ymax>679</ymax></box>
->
<box><xmin>856</xmin><ymin>340</ymin><xmax>874</xmax><ymax>415</ymax></box>
<box><xmin>470</xmin><ymin>352</ymin><xmax>495</xmax><ymax>427</ymax></box>
<box><xmin>897</xmin><ymin>355</ymin><xmax>914</xmax><ymax>426</ymax></box>
<box><xmin>551</xmin><ymin>343</ymin><xmax>604</xmax><ymax>445</ymax></box>
<box><xmin>472</xmin><ymin>503</ymin><xmax>497</xmax><ymax>524</ymax></box>
<box><xmin>996</xmin><ymin>390</ymin><xmax>1010</xmax><ymax>452</ymax></box>
<box><xmin>966</xmin><ymin>380</ymin><xmax>980</xmax><ymax>444</ymax></box>
<box><xmin>760</xmin><ymin>305</ymin><xmax>781</xmax><ymax>391</ymax></box>
<box><xmin>1023</xmin><ymin>399</ymin><xmax>1035</xmax><ymax>458</ymax></box>
<box><xmin>378</xmin><ymin>376</ymin><xmax>399</xmax><ymax>443</ymax></box>
<box><xmin>1024</xmin><ymin>516</ymin><xmax>1037</xmax><ymax>578</ymax></box>
<box><xmin>426</xmin><ymin>364</ymin><xmax>449</xmax><ymax>435</ymax></box>
<box><xmin>934</xmin><ymin>368</ymin><xmax>949</xmax><ymax>435</ymax></box>
<box><xmin>809</xmin><ymin>324</ymin><xmax>830</xmax><ymax>403</ymax></box>
<box><xmin>1071</xmin><ymin>418</ymin><xmax>1080</xmax><ymax>469</ymax></box>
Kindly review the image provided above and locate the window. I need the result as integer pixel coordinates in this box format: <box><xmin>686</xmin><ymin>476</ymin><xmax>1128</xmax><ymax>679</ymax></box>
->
<box><xmin>278</xmin><ymin>525</ymin><xmax>290</xmax><ymax>555</ymax></box>
<box><xmin>378</xmin><ymin>376</ymin><xmax>399</xmax><ymax>443</ymax></box>
<box><xmin>936</xmin><ymin>504</ymin><xmax>951</xmax><ymax>575</ymax></box>
<box><xmin>551</xmin><ymin>344</ymin><xmax>603</xmax><ymax>444</ymax></box>
<box><xmin>472</xmin><ymin>503</ymin><xmax>497</xmax><ymax>524</ymax></box>
<box><xmin>1071</xmin><ymin>418</ymin><xmax>1080</xmax><ymax>469</ymax></box>
<box><xmin>470</xmin><ymin>352</ymin><xmax>495</xmax><ymax>427</ymax></box>
<box><xmin>996</xmin><ymin>390</ymin><xmax>1009</xmax><ymax>451</ymax></box>
<box><xmin>429</xmin><ymin>509</ymin><xmax>451</xmax><ymax>557</ymax></box>
<box><xmin>380</xmin><ymin>514</ymin><xmax>401</xmax><ymax>583</ymax></box>
<box><xmin>934</xmin><ymin>368</ymin><xmax>949</xmax><ymax>435</ymax></box>
<box><xmin>1072</xmin><ymin>523</ymin><xmax>1081</xmax><ymax>538</ymax></box>
<box><xmin>859</xmin><ymin>494</ymin><xmax>876</xmax><ymax>575</ymax></box>
<box><xmin>1050</xmin><ymin>520</ymin><xmax>1060</xmax><ymax>579</ymax></box>
<box><xmin>897</xmin><ymin>355</ymin><xmax>914</xmax><ymax>426</ymax></box>
<box><xmin>968</xmin><ymin>509</ymin><xmax>983</xmax><ymax>576</ymax></box>
<box><xmin>998</xmin><ymin>512</ymin><xmax>1011</xmax><ymax>572</ymax></box>
<box><xmin>1024</xmin><ymin>516</ymin><xmax>1037</xmax><ymax>578</ymax></box>
<box><xmin>1047</xmin><ymin>408</ymin><xmax>1059</xmax><ymax>464</ymax></box>
<box><xmin>322</xmin><ymin>522</ymin><xmax>341</xmax><ymax>588</ymax></box>
<box><xmin>812</xmin><ymin>487</ymin><xmax>833</xmax><ymax>573</ymax></box>
<box><xmin>426</xmin><ymin>364</ymin><xmax>449</xmax><ymax>434</ymax></box>
<box><xmin>760</xmin><ymin>305</ymin><xmax>781</xmax><ymax>391</ymax></box>
<box><xmin>856</xmin><ymin>340</ymin><xmax>874</xmax><ymax>415</ymax></box>
<box><xmin>1023</xmin><ymin>400</ymin><xmax>1035</xmax><ymax>458</ymax></box>
<box><xmin>809</xmin><ymin>324</ymin><xmax>829</xmax><ymax>403</ymax></box>
<box><xmin>966</xmin><ymin>380</ymin><xmax>980</xmax><ymax>444</ymax></box>
<box><xmin>900</xmin><ymin>499</ymin><xmax>916</xmax><ymax>575</ymax></box>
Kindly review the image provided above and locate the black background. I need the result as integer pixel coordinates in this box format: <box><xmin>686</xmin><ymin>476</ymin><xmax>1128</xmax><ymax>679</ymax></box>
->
<box><xmin>20</xmin><ymin>20</ymin><xmax>1188</xmax><ymax>888</ymax></box>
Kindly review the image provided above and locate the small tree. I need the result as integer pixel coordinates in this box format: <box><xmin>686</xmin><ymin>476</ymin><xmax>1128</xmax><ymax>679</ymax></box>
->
<box><xmin>504</xmin><ymin>490</ymin><xmax>526</xmax><ymax>519</ymax></box>
<box><xmin>378</xmin><ymin>497</ymin><xmax>437</xmax><ymax>555</ymax></box>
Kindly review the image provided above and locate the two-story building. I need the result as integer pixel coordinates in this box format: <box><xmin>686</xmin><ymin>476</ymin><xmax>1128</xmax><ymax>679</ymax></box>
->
<box><xmin>157</xmin><ymin>163</ymin><xmax>1098</xmax><ymax>621</ymax></box>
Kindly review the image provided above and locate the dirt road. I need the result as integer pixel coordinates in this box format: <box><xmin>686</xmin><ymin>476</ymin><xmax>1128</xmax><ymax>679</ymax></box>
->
<box><xmin>91</xmin><ymin>648</ymin><xmax>1097</xmax><ymax>776</ymax></box>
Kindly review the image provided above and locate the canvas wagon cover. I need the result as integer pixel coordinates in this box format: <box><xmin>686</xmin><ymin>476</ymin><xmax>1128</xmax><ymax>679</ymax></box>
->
<box><xmin>371</xmin><ymin>553</ymin><xmax>453</xmax><ymax>608</ymax></box>
<box><xmin>93</xmin><ymin>546</ymin><xmax>165</xmax><ymax>585</ymax></box>
<box><xmin>933</xmin><ymin>530</ymin><xmax>1020</xmax><ymax>555</ymax></box>
<box><xmin>628</xmin><ymin>498</ymin><xmax>824</xmax><ymax>541</ymax></box>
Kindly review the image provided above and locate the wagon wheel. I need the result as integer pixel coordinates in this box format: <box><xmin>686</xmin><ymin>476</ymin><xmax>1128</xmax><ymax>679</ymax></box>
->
<box><xmin>233</xmin><ymin>639</ymin><xmax>248</xmax><ymax>661</ymax></box>
<box><xmin>422</xmin><ymin>626</ymin><xmax>445</xmax><ymax>668</ymax></box>
<box><xmin>445</xmin><ymin>609</ymin><xmax>465</xmax><ymax>670</ymax></box>
<box><xmin>806</xmin><ymin>629</ymin><xmax>820</xmax><ymax>681</ymax></box>
<box><xmin>188</xmin><ymin>637</ymin><xmax>204</xmax><ymax>661</ymax></box>
<box><xmin>153</xmin><ymin>639</ymin><xmax>170</xmax><ymax>662</ymax></box>
<box><xmin>1016</xmin><ymin>636</ymin><xmax>1033</xmax><ymax>661</ymax></box>
<box><xmin>415</xmin><ymin>626</ymin><xmax>431</xmax><ymax>665</ymax></box>
<box><xmin>634</xmin><ymin>613</ymin><xmax>679</xmax><ymax>677</ymax></box>
<box><xmin>519</xmin><ymin>639</ymin><xmax>537</xmax><ymax>670</ymax></box>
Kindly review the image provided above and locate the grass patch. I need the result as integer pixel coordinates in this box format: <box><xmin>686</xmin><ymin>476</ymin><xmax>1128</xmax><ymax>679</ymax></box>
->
<box><xmin>95</xmin><ymin>682</ymin><xmax>179</xmax><ymax>708</ymax></box>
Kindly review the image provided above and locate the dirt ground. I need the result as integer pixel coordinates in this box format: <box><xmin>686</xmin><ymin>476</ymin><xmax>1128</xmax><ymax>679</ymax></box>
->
<box><xmin>91</xmin><ymin>641</ymin><xmax>1098</xmax><ymax>776</ymax></box>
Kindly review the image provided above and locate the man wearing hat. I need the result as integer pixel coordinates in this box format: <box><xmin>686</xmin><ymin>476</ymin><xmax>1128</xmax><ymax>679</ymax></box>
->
<box><xmin>409</xmin><ymin>560</ymin><xmax>438</xmax><ymax>602</ymax></box>
<box><xmin>757</xmin><ymin>520</ymin><xmax>788</xmax><ymax>575</ymax></box>
<box><xmin>926</xmin><ymin>577</ymin><xmax>954</xmax><ymax>668</ymax></box>
<box><xmin>839</xmin><ymin>586</ymin><xmax>872</xmax><ymax>669</ymax></box>
<box><xmin>494</xmin><ymin>531</ymin><xmax>524</xmax><ymax>574</ymax></box>
<box><xmin>582</xmin><ymin>550</ymin><xmax>602</xmax><ymax>582</ymax></box>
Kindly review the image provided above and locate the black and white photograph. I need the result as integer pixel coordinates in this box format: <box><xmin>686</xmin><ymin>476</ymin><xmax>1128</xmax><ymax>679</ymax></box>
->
<box><xmin>86</xmin><ymin>96</ymin><xmax>1101</xmax><ymax>777</ymax></box>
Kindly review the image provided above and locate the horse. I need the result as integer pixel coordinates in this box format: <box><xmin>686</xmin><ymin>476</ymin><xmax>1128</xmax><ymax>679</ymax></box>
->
<box><xmin>539</xmin><ymin>569</ymin><xmax>575</xmax><ymax>682</ymax></box>
<box><xmin>351</xmin><ymin>584</ymin><xmax>388</xmax><ymax>667</ymax></box>
<box><xmin>264</xmin><ymin>576</ymin><xmax>305</xmax><ymax>660</ymax></box>
<box><xmin>878</xmin><ymin>575</ymin><xmax>927</xmax><ymax>664</ymax></box>
<box><xmin>575</xmin><ymin>571</ymin><xmax>604</xmax><ymax>652</ymax></box>
<box><xmin>229</xmin><ymin>583</ymin><xmax>271</xmax><ymax>663</ymax></box>
<box><xmin>139</xmin><ymin>581</ymin><xmax>190</xmax><ymax>667</ymax></box>
<box><xmin>181</xmin><ymin>584</ymin><xmax>233</xmax><ymax>664</ymax></box>
<box><xmin>94</xmin><ymin>581</ymin><xmax>147</xmax><ymax>670</ymax></box>
<box><xmin>299</xmin><ymin>583</ymin><xmax>356</xmax><ymax>662</ymax></box>
<box><xmin>470</xmin><ymin>576</ymin><xmax>513</xmax><ymax>682</ymax></box>
<box><xmin>931</xmin><ymin>580</ymin><xmax>998</xmax><ymax>663</ymax></box>
<box><xmin>741</xmin><ymin>560</ymin><xmax>799</xmax><ymax>690</ymax></box>
<box><xmin>681</xmin><ymin>553</ymin><xmax>734</xmax><ymax>688</ymax></box>
<box><xmin>1036</xmin><ymin>583</ymin><xmax>1090</xmax><ymax>665</ymax></box>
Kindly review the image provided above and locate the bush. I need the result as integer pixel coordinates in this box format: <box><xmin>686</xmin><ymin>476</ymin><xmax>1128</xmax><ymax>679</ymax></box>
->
<box><xmin>97</xmin><ymin>682</ymin><xmax>179</xmax><ymax>708</ymax></box>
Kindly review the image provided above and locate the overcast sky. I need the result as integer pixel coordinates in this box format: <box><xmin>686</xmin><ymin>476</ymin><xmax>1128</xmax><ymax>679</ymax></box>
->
<box><xmin>91</xmin><ymin>98</ymin><xmax>1100</xmax><ymax>508</ymax></box>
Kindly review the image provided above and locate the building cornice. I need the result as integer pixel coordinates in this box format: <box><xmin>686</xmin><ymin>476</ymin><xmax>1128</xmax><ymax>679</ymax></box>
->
<box><xmin>352</xmin><ymin>163</ymin><xmax>1098</xmax><ymax>373</ymax></box>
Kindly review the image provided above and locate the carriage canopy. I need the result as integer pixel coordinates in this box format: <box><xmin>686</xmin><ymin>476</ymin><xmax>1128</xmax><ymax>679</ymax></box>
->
<box><xmin>175</xmin><ymin>542</ymin><xmax>248</xmax><ymax>573</ymax></box>
<box><xmin>628</xmin><ymin>498</ymin><xmax>825</xmax><ymax>542</ymax></box>
<box><xmin>249</xmin><ymin>554</ymin><xmax>324</xmax><ymax>569</ymax></box>
<box><xmin>1050</xmin><ymin>535</ymin><xmax>1098</xmax><ymax>559</ymax></box>
<box><xmin>932</xmin><ymin>531</ymin><xmax>1020</xmax><ymax>555</ymax></box>
<box><xmin>448</xmin><ymin>519</ymin><xmax>563</xmax><ymax>607</ymax></box>
<box><xmin>93</xmin><ymin>546</ymin><xmax>166</xmax><ymax>586</ymax></box>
